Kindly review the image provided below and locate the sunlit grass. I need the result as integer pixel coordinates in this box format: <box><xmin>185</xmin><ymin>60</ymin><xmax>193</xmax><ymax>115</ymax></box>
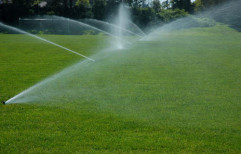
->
<box><xmin>0</xmin><ymin>25</ymin><xmax>241</xmax><ymax>153</ymax></box>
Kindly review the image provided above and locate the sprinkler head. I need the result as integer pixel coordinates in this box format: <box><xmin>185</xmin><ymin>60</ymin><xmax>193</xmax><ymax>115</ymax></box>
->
<box><xmin>2</xmin><ymin>101</ymin><xmax>5</xmax><ymax>105</ymax></box>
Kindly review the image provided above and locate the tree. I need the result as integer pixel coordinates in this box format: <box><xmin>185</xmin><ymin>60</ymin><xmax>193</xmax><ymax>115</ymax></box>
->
<box><xmin>0</xmin><ymin>0</ymin><xmax>34</xmax><ymax>24</ymax></box>
<box><xmin>92</xmin><ymin>0</ymin><xmax>106</xmax><ymax>20</ymax></box>
<box><xmin>201</xmin><ymin>0</ymin><xmax>228</xmax><ymax>7</ymax></box>
<box><xmin>152</xmin><ymin>0</ymin><xmax>161</xmax><ymax>12</ymax></box>
<box><xmin>193</xmin><ymin>0</ymin><xmax>229</xmax><ymax>12</ymax></box>
<box><xmin>184</xmin><ymin>0</ymin><xmax>191</xmax><ymax>12</ymax></box>
<box><xmin>74</xmin><ymin>0</ymin><xmax>92</xmax><ymax>18</ymax></box>
<box><xmin>76</xmin><ymin>0</ymin><xmax>90</xmax><ymax>7</ymax></box>
<box><xmin>193</xmin><ymin>0</ymin><xmax>203</xmax><ymax>12</ymax></box>
<box><xmin>105</xmin><ymin>0</ymin><xmax>120</xmax><ymax>18</ymax></box>
<box><xmin>126</xmin><ymin>0</ymin><xmax>144</xmax><ymax>8</ymax></box>
<box><xmin>132</xmin><ymin>7</ymin><xmax>156</xmax><ymax>28</ymax></box>
<box><xmin>161</xmin><ymin>0</ymin><xmax>170</xmax><ymax>9</ymax></box>
<box><xmin>171</xmin><ymin>0</ymin><xmax>192</xmax><ymax>12</ymax></box>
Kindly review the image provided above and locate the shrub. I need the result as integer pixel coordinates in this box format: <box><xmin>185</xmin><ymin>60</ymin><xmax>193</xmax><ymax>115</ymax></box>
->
<box><xmin>157</xmin><ymin>9</ymin><xmax>188</xmax><ymax>22</ymax></box>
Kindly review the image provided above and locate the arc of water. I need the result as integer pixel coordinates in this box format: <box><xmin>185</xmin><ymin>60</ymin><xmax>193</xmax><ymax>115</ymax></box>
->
<box><xmin>83</xmin><ymin>19</ymin><xmax>143</xmax><ymax>38</ymax></box>
<box><xmin>55</xmin><ymin>17</ymin><xmax>132</xmax><ymax>45</ymax></box>
<box><xmin>5</xmin><ymin>60</ymin><xmax>88</xmax><ymax>104</ymax></box>
<box><xmin>71</xmin><ymin>20</ymin><xmax>132</xmax><ymax>46</ymax></box>
<box><xmin>127</xmin><ymin>20</ymin><xmax>146</xmax><ymax>37</ymax></box>
<box><xmin>21</xmin><ymin>16</ymin><xmax>132</xmax><ymax>46</ymax></box>
<box><xmin>0</xmin><ymin>22</ymin><xmax>95</xmax><ymax>61</ymax></box>
<box><xmin>21</xmin><ymin>18</ymin><xmax>143</xmax><ymax>38</ymax></box>
<box><xmin>19</xmin><ymin>18</ymin><xmax>64</xmax><ymax>21</ymax></box>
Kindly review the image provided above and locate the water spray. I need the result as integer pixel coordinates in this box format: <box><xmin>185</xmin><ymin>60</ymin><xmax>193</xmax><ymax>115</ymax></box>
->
<box><xmin>20</xmin><ymin>16</ymin><xmax>132</xmax><ymax>47</ymax></box>
<box><xmin>0</xmin><ymin>22</ymin><xmax>95</xmax><ymax>62</ymax></box>
<box><xmin>1</xmin><ymin>3</ymin><xmax>143</xmax><ymax>104</ymax></box>
<box><xmin>127</xmin><ymin>20</ymin><xmax>146</xmax><ymax>37</ymax></box>
<box><xmin>82</xmin><ymin>19</ymin><xmax>143</xmax><ymax>38</ymax></box>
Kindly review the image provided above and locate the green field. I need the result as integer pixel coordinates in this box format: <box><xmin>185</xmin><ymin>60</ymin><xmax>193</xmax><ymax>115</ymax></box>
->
<box><xmin>0</xmin><ymin>24</ymin><xmax>241</xmax><ymax>153</ymax></box>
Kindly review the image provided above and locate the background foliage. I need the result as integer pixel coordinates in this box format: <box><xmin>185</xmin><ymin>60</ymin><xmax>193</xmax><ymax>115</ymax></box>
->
<box><xmin>0</xmin><ymin>0</ymin><xmax>233</xmax><ymax>30</ymax></box>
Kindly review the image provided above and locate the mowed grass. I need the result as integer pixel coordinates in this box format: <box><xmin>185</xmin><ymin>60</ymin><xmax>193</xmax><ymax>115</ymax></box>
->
<box><xmin>0</xmin><ymin>25</ymin><xmax>241</xmax><ymax>153</ymax></box>
<box><xmin>0</xmin><ymin>34</ymin><xmax>107</xmax><ymax>101</ymax></box>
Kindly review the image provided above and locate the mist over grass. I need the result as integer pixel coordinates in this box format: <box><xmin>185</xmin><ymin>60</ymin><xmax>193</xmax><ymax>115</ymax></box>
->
<box><xmin>0</xmin><ymin>0</ymin><xmax>241</xmax><ymax>152</ymax></box>
<box><xmin>0</xmin><ymin>24</ymin><xmax>241</xmax><ymax>152</ymax></box>
<box><xmin>0</xmin><ymin>34</ymin><xmax>108</xmax><ymax>102</ymax></box>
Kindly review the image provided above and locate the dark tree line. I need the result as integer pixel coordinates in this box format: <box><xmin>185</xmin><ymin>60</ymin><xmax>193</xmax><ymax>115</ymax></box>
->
<box><xmin>0</xmin><ymin>0</ymin><xmax>233</xmax><ymax>29</ymax></box>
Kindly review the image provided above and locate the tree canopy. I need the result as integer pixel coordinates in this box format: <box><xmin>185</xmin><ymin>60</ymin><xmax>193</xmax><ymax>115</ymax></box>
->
<box><xmin>0</xmin><ymin>0</ymin><xmax>234</xmax><ymax>29</ymax></box>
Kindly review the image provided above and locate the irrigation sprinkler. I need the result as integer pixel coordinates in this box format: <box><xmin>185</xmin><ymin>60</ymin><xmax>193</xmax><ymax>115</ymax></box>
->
<box><xmin>2</xmin><ymin>101</ymin><xmax>6</xmax><ymax>105</ymax></box>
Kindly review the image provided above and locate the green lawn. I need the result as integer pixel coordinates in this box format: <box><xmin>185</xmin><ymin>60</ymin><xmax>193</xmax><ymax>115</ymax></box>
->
<box><xmin>0</xmin><ymin>24</ymin><xmax>241</xmax><ymax>153</ymax></box>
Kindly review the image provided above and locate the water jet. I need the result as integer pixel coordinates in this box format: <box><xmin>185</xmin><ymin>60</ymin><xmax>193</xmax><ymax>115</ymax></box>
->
<box><xmin>0</xmin><ymin>22</ymin><xmax>95</xmax><ymax>61</ymax></box>
<box><xmin>81</xmin><ymin>19</ymin><xmax>143</xmax><ymax>38</ymax></box>
<box><xmin>19</xmin><ymin>16</ymin><xmax>133</xmax><ymax>49</ymax></box>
